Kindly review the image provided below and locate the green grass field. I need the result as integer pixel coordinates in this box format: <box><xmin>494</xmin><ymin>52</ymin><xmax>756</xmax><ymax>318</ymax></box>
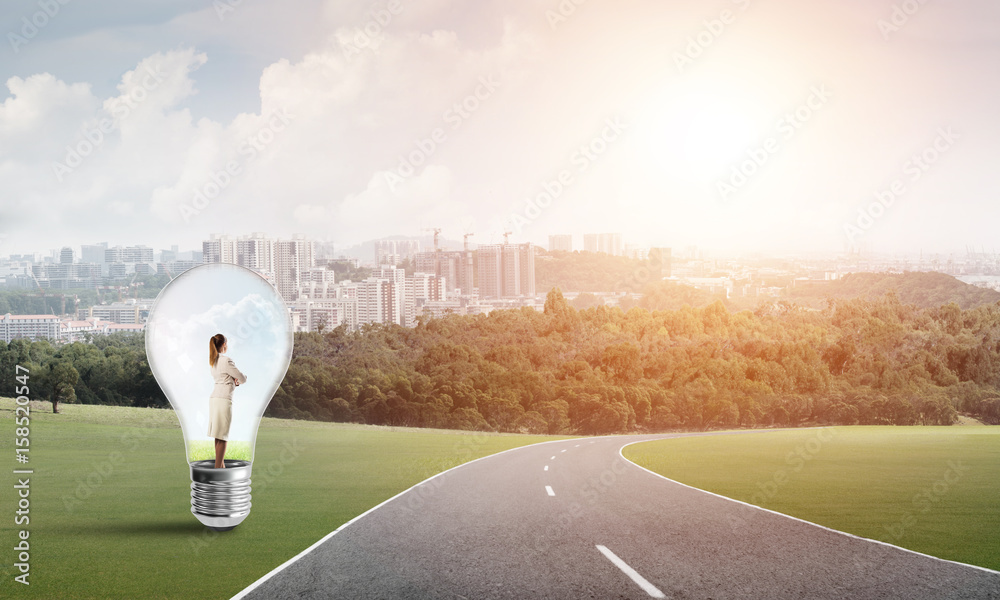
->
<box><xmin>0</xmin><ymin>398</ymin><xmax>570</xmax><ymax>599</ymax></box>
<box><xmin>624</xmin><ymin>427</ymin><xmax>1000</xmax><ymax>571</ymax></box>
<box><xmin>188</xmin><ymin>440</ymin><xmax>252</xmax><ymax>462</ymax></box>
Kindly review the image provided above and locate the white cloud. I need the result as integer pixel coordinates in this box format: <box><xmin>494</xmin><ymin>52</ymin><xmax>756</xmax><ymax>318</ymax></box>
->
<box><xmin>2</xmin><ymin>0</ymin><xmax>997</xmax><ymax>254</ymax></box>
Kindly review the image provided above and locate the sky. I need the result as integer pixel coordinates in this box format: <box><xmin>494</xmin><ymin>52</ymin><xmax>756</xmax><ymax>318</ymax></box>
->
<box><xmin>0</xmin><ymin>0</ymin><xmax>998</xmax><ymax>258</ymax></box>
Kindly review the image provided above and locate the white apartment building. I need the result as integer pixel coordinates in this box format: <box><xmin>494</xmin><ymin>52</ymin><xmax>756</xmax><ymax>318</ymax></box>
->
<box><xmin>274</xmin><ymin>234</ymin><xmax>315</xmax><ymax>301</ymax></box>
<box><xmin>405</xmin><ymin>272</ymin><xmax>446</xmax><ymax>327</ymax></box>
<box><xmin>289</xmin><ymin>301</ymin><xmax>346</xmax><ymax>333</ymax></box>
<box><xmin>377</xmin><ymin>266</ymin><xmax>408</xmax><ymax>327</ymax></box>
<box><xmin>1</xmin><ymin>314</ymin><xmax>62</xmax><ymax>343</ymax></box>
<box><xmin>77</xmin><ymin>301</ymin><xmax>151</xmax><ymax>324</ymax></box>
<box><xmin>357</xmin><ymin>277</ymin><xmax>397</xmax><ymax>327</ymax></box>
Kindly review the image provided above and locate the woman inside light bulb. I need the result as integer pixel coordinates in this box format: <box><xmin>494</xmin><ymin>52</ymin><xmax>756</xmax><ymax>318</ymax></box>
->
<box><xmin>208</xmin><ymin>333</ymin><xmax>248</xmax><ymax>469</ymax></box>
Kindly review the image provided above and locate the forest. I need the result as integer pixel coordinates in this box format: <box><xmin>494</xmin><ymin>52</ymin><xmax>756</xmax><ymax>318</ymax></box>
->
<box><xmin>3</xmin><ymin>287</ymin><xmax>999</xmax><ymax>434</ymax></box>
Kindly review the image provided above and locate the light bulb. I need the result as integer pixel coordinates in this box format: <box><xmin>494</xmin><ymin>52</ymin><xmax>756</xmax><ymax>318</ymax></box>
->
<box><xmin>145</xmin><ymin>263</ymin><xmax>293</xmax><ymax>530</ymax></box>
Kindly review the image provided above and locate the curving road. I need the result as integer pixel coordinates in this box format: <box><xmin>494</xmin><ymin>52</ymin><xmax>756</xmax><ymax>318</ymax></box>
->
<box><xmin>234</xmin><ymin>433</ymin><xmax>1000</xmax><ymax>599</ymax></box>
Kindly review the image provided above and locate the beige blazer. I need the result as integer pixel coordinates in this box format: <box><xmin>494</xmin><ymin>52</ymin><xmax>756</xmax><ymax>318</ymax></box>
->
<box><xmin>209</xmin><ymin>355</ymin><xmax>248</xmax><ymax>400</ymax></box>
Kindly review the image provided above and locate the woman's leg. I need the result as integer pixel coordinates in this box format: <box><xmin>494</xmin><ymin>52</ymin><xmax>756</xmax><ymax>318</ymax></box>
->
<box><xmin>214</xmin><ymin>438</ymin><xmax>227</xmax><ymax>468</ymax></box>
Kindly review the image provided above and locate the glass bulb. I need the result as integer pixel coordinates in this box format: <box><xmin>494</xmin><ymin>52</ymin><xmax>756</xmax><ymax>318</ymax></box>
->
<box><xmin>145</xmin><ymin>263</ymin><xmax>293</xmax><ymax>530</ymax></box>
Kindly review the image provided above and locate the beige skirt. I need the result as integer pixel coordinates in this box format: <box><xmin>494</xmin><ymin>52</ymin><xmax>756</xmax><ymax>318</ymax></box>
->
<box><xmin>207</xmin><ymin>397</ymin><xmax>233</xmax><ymax>440</ymax></box>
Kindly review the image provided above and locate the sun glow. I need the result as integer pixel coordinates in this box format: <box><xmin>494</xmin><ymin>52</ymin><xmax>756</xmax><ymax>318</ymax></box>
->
<box><xmin>636</xmin><ymin>78</ymin><xmax>767</xmax><ymax>180</ymax></box>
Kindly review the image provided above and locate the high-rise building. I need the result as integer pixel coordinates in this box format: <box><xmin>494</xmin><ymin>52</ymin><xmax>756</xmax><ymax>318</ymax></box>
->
<box><xmin>548</xmin><ymin>235</ymin><xmax>573</xmax><ymax>252</ymax></box>
<box><xmin>237</xmin><ymin>232</ymin><xmax>275</xmax><ymax>273</ymax></box>
<box><xmin>292</xmin><ymin>279</ymin><xmax>359</xmax><ymax>332</ymax></box>
<box><xmin>60</xmin><ymin>247</ymin><xmax>74</xmax><ymax>264</ymax></box>
<box><xmin>274</xmin><ymin>234</ymin><xmax>315</xmax><ymax>302</ymax></box>
<box><xmin>477</xmin><ymin>243</ymin><xmax>535</xmax><ymax>299</ymax></box>
<box><xmin>375</xmin><ymin>239</ymin><xmax>421</xmax><ymax>266</ymax></box>
<box><xmin>357</xmin><ymin>277</ymin><xmax>397</xmax><ymax>327</ymax></box>
<box><xmin>302</xmin><ymin>267</ymin><xmax>335</xmax><ymax>284</ymax></box>
<box><xmin>406</xmin><ymin>272</ymin><xmax>446</xmax><ymax>326</ymax></box>
<box><xmin>203</xmin><ymin>234</ymin><xmax>238</xmax><ymax>265</ymax></box>
<box><xmin>377</xmin><ymin>266</ymin><xmax>408</xmax><ymax>327</ymax></box>
<box><xmin>415</xmin><ymin>249</ymin><xmax>474</xmax><ymax>295</ymax></box>
<box><xmin>583</xmin><ymin>233</ymin><xmax>622</xmax><ymax>256</ymax></box>
<box><xmin>204</xmin><ymin>233</ymin><xmax>314</xmax><ymax>301</ymax></box>
<box><xmin>314</xmin><ymin>239</ymin><xmax>337</xmax><ymax>261</ymax></box>
<box><xmin>81</xmin><ymin>243</ymin><xmax>108</xmax><ymax>264</ymax></box>
<box><xmin>288</xmin><ymin>301</ymin><xmax>345</xmax><ymax>333</ymax></box>
<box><xmin>105</xmin><ymin>245</ymin><xmax>154</xmax><ymax>263</ymax></box>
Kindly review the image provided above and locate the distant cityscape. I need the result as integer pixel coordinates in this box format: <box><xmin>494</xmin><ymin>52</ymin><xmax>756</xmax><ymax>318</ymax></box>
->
<box><xmin>3</xmin><ymin>230</ymin><xmax>1000</xmax><ymax>345</ymax></box>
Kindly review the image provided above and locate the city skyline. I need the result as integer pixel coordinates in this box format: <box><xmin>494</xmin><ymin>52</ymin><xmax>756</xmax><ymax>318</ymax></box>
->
<box><xmin>9</xmin><ymin>230</ymin><xmax>999</xmax><ymax>265</ymax></box>
<box><xmin>1</xmin><ymin>1</ymin><xmax>998</xmax><ymax>257</ymax></box>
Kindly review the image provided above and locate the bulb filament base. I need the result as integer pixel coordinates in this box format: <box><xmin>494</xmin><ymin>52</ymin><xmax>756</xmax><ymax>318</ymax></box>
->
<box><xmin>190</xmin><ymin>459</ymin><xmax>252</xmax><ymax>531</ymax></box>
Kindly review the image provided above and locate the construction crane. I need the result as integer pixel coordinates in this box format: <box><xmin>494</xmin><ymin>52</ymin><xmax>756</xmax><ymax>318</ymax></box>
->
<box><xmin>502</xmin><ymin>230</ymin><xmax>512</xmax><ymax>245</ymax></box>
<box><xmin>461</xmin><ymin>232</ymin><xmax>475</xmax><ymax>296</ymax></box>
<box><xmin>127</xmin><ymin>271</ymin><xmax>143</xmax><ymax>300</ymax></box>
<box><xmin>421</xmin><ymin>228</ymin><xmax>443</xmax><ymax>279</ymax></box>
<box><xmin>422</xmin><ymin>228</ymin><xmax>442</xmax><ymax>253</ymax></box>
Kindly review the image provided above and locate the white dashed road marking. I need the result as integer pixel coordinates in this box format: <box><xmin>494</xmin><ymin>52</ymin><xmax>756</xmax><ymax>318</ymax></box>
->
<box><xmin>596</xmin><ymin>545</ymin><xmax>666</xmax><ymax>598</ymax></box>
<box><xmin>545</xmin><ymin>486</ymin><xmax>555</xmax><ymax>497</ymax></box>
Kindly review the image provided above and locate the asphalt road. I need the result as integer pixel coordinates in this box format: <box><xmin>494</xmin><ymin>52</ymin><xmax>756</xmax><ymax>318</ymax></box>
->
<box><xmin>235</xmin><ymin>433</ymin><xmax>1000</xmax><ymax>599</ymax></box>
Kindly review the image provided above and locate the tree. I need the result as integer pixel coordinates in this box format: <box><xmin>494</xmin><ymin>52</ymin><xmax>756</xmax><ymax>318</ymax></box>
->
<box><xmin>601</xmin><ymin>343</ymin><xmax>641</xmax><ymax>384</ymax></box>
<box><xmin>46</xmin><ymin>360</ymin><xmax>80</xmax><ymax>414</ymax></box>
<box><xmin>571</xmin><ymin>293</ymin><xmax>600</xmax><ymax>310</ymax></box>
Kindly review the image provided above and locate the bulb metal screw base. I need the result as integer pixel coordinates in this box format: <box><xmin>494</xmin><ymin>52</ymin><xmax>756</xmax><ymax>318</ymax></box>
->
<box><xmin>190</xmin><ymin>459</ymin><xmax>252</xmax><ymax>531</ymax></box>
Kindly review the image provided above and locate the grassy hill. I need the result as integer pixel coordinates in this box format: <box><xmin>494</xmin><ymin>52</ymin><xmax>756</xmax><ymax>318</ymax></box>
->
<box><xmin>786</xmin><ymin>271</ymin><xmax>1000</xmax><ymax>309</ymax></box>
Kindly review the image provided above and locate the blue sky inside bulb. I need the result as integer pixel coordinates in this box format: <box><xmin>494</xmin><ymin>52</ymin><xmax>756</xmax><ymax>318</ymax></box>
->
<box><xmin>145</xmin><ymin>263</ymin><xmax>293</xmax><ymax>464</ymax></box>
